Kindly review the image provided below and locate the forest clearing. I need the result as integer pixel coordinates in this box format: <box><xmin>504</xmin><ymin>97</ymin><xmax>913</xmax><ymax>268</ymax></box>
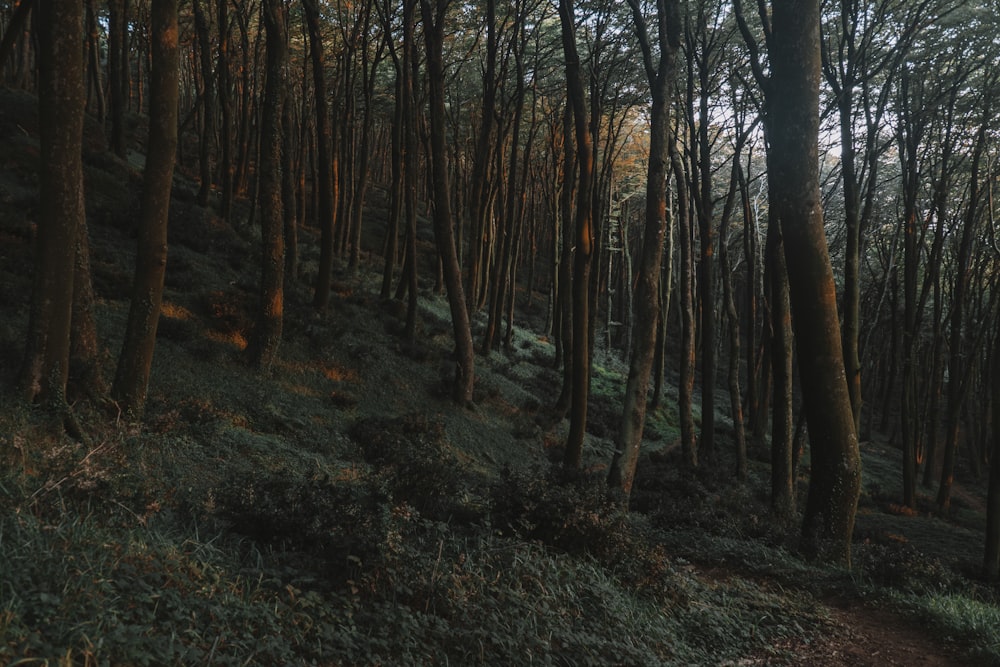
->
<box><xmin>3</xmin><ymin>0</ymin><xmax>1000</xmax><ymax>664</ymax></box>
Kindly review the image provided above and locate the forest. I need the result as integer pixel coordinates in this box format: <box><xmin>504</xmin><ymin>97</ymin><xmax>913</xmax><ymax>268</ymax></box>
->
<box><xmin>2</xmin><ymin>0</ymin><xmax>1000</xmax><ymax>663</ymax></box>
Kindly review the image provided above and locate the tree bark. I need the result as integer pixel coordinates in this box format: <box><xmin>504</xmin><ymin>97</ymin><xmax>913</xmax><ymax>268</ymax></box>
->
<box><xmin>217</xmin><ymin>0</ymin><xmax>235</xmax><ymax>221</ymax></box>
<box><xmin>246</xmin><ymin>0</ymin><xmax>286</xmax><ymax>373</ymax></box>
<box><xmin>608</xmin><ymin>0</ymin><xmax>680</xmax><ymax>497</ymax></box>
<box><xmin>112</xmin><ymin>0</ymin><xmax>179</xmax><ymax>416</ymax></box>
<box><xmin>304</xmin><ymin>0</ymin><xmax>338</xmax><ymax>310</ymax></box>
<box><xmin>420</xmin><ymin>0</ymin><xmax>475</xmax><ymax>405</ymax></box>
<box><xmin>107</xmin><ymin>0</ymin><xmax>128</xmax><ymax>157</ymax></box>
<box><xmin>767</xmin><ymin>0</ymin><xmax>861</xmax><ymax>564</ymax></box>
<box><xmin>558</xmin><ymin>0</ymin><xmax>595</xmax><ymax>469</ymax></box>
<box><xmin>193</xmin><ymin>0</ymin><xmax>215</xmax><ymax>207</ymax></box>
<box><xmin>984</xmin><ymin>328</ymin><xmax>1000</xmax><ymax>580</ymax></box>
<box><xmin>20</xmin><ymin>0</ymin><xmax>86</xmax><ymax>422</ymax></box>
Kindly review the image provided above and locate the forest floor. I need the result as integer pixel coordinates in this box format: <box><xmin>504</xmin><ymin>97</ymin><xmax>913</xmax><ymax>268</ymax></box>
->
<box><xmin>1</xmin><ymin>86</ymin><xmax>999</xmax><ymax>665</ymax></box>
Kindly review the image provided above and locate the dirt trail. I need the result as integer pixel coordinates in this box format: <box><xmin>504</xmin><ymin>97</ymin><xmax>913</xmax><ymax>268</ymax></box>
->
<box><xmin>800</xmin><ymin>600</ymin><xmax>970</xmax><ymax>667</ymax></box>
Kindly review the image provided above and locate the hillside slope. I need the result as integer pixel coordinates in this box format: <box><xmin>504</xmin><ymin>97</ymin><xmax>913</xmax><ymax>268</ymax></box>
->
<box><xmin>0</xmin><ymin>87</ymin><xmax>994</xmax><ymax>665</ymax></box>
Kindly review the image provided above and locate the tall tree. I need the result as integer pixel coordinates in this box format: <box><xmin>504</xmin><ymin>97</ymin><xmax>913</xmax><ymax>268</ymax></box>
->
<box><xmin>112</xmin><ymin>0</ymin><xmax>180</xmax><ymax>416</ymax></box>
<box><xmin>246</xmin><ymin>0</ymin><xmax>287</xmax><ymax>372</ymax></box>
<box><xmin>558</xmin><ymin>0</ymin><xmax>596</xmax><ymax>469</ymax></box>
<box><xmin>305</xmin><ymin>0</ymin><xmax>339</xmax><ymax>310</ymax></box>
<box><xmin>736</xmin><ymin>0</ymin><xmax>862</xmax><ymax>563</ymax></box>
<box><xmin>985</xmin><ymin>324</ymin><xmax>1000</xmax><ymax>580</ymax></box>
<box><xmin>108</xmin><ymin>0</ymin><xmax>128</xmax><ymax>157</ymax></box>
<box><xmin>193</xmin><ymin>0</ymin><xmax>215</xmax><ymax>207</ymax></box>
<box><xmin>217</xmin><ymin>0</ymin><xmax>235</xmax><ymax>221</ymax></box>
<box><xmin>420</xmin><ymin>0</ymin><xmax>476</xmax><ymax>405</ymax></box>
<box><xmin>19</xmin><ymin>0</ymin><xmax>84</xmax><ymax>408</ymax></box>
<box><xmin>607</xmin><ymin>0</ymin><xmax>680</xmax><ymax>497</ymax></box>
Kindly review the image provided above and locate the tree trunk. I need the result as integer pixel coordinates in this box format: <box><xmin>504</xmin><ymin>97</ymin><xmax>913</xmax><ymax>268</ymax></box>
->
<box><xmin>719</xmin><ymin>153</ymin><xmax>747</xmax><ymax>480</ymax></box>
<box><xmin>193</xmin><ymin>0</ymin><xmax>215</xmax><ymax>207</ymax></box>
<box><xmin>420</xmin><ymin>0</ymin><xmax>475</xmax><ymax>405</ymax></box>
<box><xmin>558</xmin><ymin>0</ymin><xmax>595</xmax><ymax>469</ymax></box>
<box><xmin>985</xmin><ymin>329</ymin><xmax>1000</xmax><ymax>580</ymax></box>
<box><xmin>217</xmin><ymin>0</ymin><xmax>235</xmax><ymax>221</ymax></box>
<box><xmin>304</xmin><ymin>0</ymin><xmax>338</xmax><ymax>309</ymax></box>
<box><xmin>246</xmin><ymin>0</ymin><xmax>286</xmax><ymax>373</ymax></box>
<box><xmin>21</xmin><ymin>0</ymin><xmax>86</xmax><ymax>423</ymax></box>
<box><xmin>108</xmin><ymin>0</ymin><xmax>128</xmax><ymax>157</ymax></box>
<box><xmin>672</xmin><ymin>146</ymin><xmax>697</xmax><ymax>469</ymax></box>
<box><xmin>554</xmin><ymin>102</ymin><xmax>576</xmax><ymax>417</ymax></box>
<box><xmin>607</xmin><ymin>0</ymin><xmax>679</xmax><ymax>497</ymax></box>
<box><xmin>0</xmin><ymin>0</ymin><xmax>34</xmax><ymax>80</ymax></box>
<box><xmin>768</xmin><ymin>220</ymin><xmax>794</xmax><ymax>521</ymax></box>
<box><xmin>766</xmin><ymin>0</ymin><xmax>861</xmax><ymax>564</ymax></box>
<box><xmin>112</xmin><ymin>0</ymin><xmax>179</xmax><ymax>416</ymax></box>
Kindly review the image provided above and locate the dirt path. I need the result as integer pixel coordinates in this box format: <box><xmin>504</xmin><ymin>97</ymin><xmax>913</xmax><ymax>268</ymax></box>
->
<box><xmin>747</xmin><ymin>597</ymin><xmax>974</xmax><ymax>666</ymax></box>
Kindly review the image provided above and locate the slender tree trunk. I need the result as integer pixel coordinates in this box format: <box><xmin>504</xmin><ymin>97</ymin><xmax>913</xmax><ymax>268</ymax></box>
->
<box><xmin>420</xmin><ymin>0</ymin><xmax>475</xmax><ymax>405</ymax></box>
<box><xmin>608</xmin><ymin>0</ymin><xmax>679</xmax><ymax>497</ymax></box>
<box><xmin>304</xmin><ymin>0</ymin><xmax>338</xmax><ymax>309</ymax></box>
<box><xmin>984</xmin><ymin>330</ymin><xmax>1000</xmax><ymax>579</ymax></box>
<box><xmin>719</xmin><ymin>154</ymin><xmax>747</xmax><ymax>480</ymax></box>
<box><xmin>559</xmin><ymin>0</ymin><xmax>595</xmax><ymax>469</ymax></box>
<box><xmin>193</xmin><ymin>0</ymin><xmax>215</xmax><ymax>207</ymax></box>
<box><xmin>282</xmin><ymin>84</ymin><xmax>299</xmax><ymax>283</ymax></box>
<box><xmin>0</xmin><ymin>0</ymin><xmax>34</xmax><ymax>79</ymax></box>
<box><xmin>246</xmin><ymin>0</ymin><xmax>286</xmax><ymax>372</ymax></box>
<box><xmin>672</xmin><ymin>145</ymin><xmax>697</xmax><ymax>469</ymax></box>
<box><xmin>554</xmin><ymin>102</ymin><xmax>576</xmax><ymax>417</ymax></box>
<box><xmin>108</xmin><ymin>0</ymin><xmax>127</xmax><ymax>157</ymax></box>
<box><xmin>217</xmin><ymin>0</ymin><xmax>235</xmax><ymax>221</ymax></box>
<box><xmin>112</xmin><ymin>0</ymin><xmax>179</xmax><ymax>416</ymax></box>
<box><xmin>938</xmin><ymin>109</ymin><xmax>991</xmax><ymax>510</ymax></box>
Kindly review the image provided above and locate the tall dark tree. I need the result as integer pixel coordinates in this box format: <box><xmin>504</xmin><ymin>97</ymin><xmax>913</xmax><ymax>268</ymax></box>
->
<box><xmin>558</xmin><ymin>0</ymin><xmax>596</xmax><ymax>468</ymax></box>
<box><xmin>108</xmin><ymin>0</ymin><xmax>128</xmax><ymax>157</ymax></box>
<box><xmin>112</xmin><ymin>0</ymin><xmax>179</xmax><ymax>416</ymax></box>
<box><xmin>736</xmin><ymin>0</ymin><xmax>862</xmax><ymax>563</ymax></box>
<box><xmin>420</xmin><ymin>0</ymin><xmax>476</xmax><ymax>404</ymax></box>
<box><xmin>193</xmin><ymin>0</ymin><xmax>215</xmax><ymax>207</ymax></box>
<box><xmin>246</xmin><ymin>0</ymin><xmax>287</xmax><ymax>372</ymax></box>
<box><xmin>20</xmin><ymin>0</ymin><xmax>86</xmax><ymax>425</ymax></box>
<box><xmin>305</xmin><ymin>0</ymin><xmax>339</xmax><ymax>310</ymax></box>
